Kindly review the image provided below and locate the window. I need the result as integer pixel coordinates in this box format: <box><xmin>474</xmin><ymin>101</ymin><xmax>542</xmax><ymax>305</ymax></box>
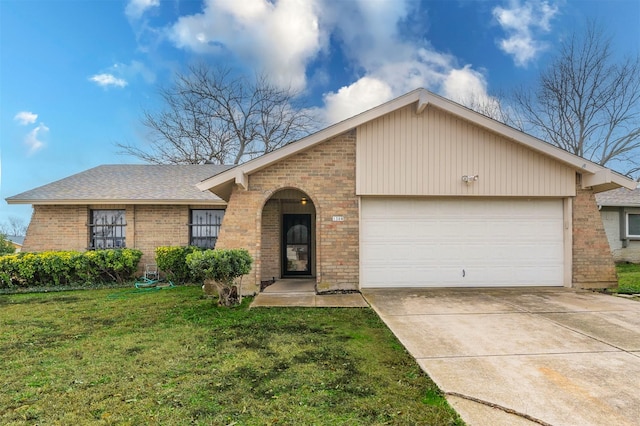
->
<box><xmin>190</xmin><ymin>209</ymin><xmax>224</xmax><ymax>249</ymax></box>
<box><xmin>89</xmin><ymin>210</ymin><xmax>126</xmax><ymax>249</ymax></box>
<box><xmin>626</xmin><ymin>213</ymin><xmax>640</xmax><ymax>238</ymax></box>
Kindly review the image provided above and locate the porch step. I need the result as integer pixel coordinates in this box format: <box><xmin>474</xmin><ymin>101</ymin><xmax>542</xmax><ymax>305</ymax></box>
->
<box><xmin>261</xmin><ymin>279</ymin><xmax>316</xmax><ymax>294</ymax></box>
<box><xmin>252</xmin><ymin>279</ymin><xmax>369</xmax><ymax>308</ymax></box>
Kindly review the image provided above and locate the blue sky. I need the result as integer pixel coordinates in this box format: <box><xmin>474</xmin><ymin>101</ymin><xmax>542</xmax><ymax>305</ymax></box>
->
<box><xmin>1</xmin><ymin>0</ymin><xmax>639</xmax><ymax>228</ymax></box>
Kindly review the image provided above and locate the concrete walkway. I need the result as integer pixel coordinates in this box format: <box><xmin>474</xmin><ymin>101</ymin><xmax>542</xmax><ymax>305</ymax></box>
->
<box><xmin>362</xmin><ymin>287</ymin><xmax>640</xmax><ymax>426</ymax></box>
<box><xmin>251</xmin><ymin>279</ymin><xmax>369</xmax><ymax>308</ymax></box>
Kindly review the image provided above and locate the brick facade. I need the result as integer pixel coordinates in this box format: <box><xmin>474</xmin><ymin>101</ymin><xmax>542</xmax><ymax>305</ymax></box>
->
<box><xmin>215</xmin><ymin>131</ymin><xmax>359</xmax><ymax>294</ymax></box>
<box><xmin>23</xmin><ymin>205</ymin><xmax>88</xmax><ymax>252</ymax></box>
<box><xmin>21</xmin><ymin>137</ymin><xmax>619</xmax><ymax>292</ymax></box>
<box><xmin>572</xmin><ymin>181</ymin><xmax>618</xmax><ymax>288</ymax></box>
<box><xmin>131</xmin><ymin>205</ymin><xmax>192</xmax><ymax>267</ymax></box>
<box><xmin>260</xmin><ymin>199</ymin><xmax>281</xmax><ymax>281</ymax></box>
<box><xmin>22</xmin><ymin>204</ymin><xmax>213</xmax><ymax>274</ymax></box>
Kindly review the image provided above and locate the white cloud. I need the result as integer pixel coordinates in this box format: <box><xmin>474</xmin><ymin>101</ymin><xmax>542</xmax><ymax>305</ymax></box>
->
<box><xmin>125</xmin><ymin>0</ymin><xmax>159</xmax><ymax>20</ymax></box>
<box><xmin>318</xmin><ymin>1</ymin><xmax>499</xmax><ymax>124</ymax></box>
<box><xmin>24</xmin><ymin>123</ymin><xmax>48</xmax><ymax>155</ymax></box>
<box><xmin>167</xmin><ymin>0</ymin><xmax>499</xmax><ymax>125</ymax></box>
<box><xmin>14</xmin><ymin>111</ymin><xmax>48</xmax><ymax>155</ymax></box>
<box><xmin>89</xmin><ymin>73</ymin><xmax>128</xmax><ymax>88</ymax></box>
<box><xmin>323</xmin><ymin>77</ymin><xmax>393</xmax><ymax>124</ymax></box>
<box><xmin>321</xmin><ymin>0</ymin><xmax>410</xmax><ymax>69</ymax></box>
<box><xmin>14</xmin><ymin>111</ymin><xmax>38</xmax><ymax>125</ymax></box>
<box><xmin>169</xmin><ymin>0</ymin><xmax>325</xmax><ymax>91</ymax></box>
<box><xmin>113</xmin><ymin>60</ymin><xmax>156</xmax><ymax>84</ymax></box>
<box><xmin>321</xmin><ymin>59</ymin><xmax>500</xmax><ymax>124</ymax></box>
<box><xmin>442</xmin><ymin>66</ymin><xmax>490</xmax><ymax>105</ymax></box>
<box><xmin>90</xmin><ymin>61</ymin><xmax>155</xmax><ymax>90</ymax></box>
<box><xmin>493</xmin><ymin>0</ymin><xmax>559</xmax><ymax>67</ymax></box>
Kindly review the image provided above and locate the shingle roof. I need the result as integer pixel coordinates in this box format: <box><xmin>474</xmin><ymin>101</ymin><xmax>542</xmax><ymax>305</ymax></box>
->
<box><xmin>6</xmin><ymin>164</ymin><xmax>232</xmax><ymax>205</ymax></box>
<box><xmin>595</xmin><ymin>187</ymin><xmax>640</xmax><ymax>207</ymax></box>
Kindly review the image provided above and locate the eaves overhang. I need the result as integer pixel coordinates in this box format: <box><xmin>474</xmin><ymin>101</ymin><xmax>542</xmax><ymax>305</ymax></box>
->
<box><xmin>5</xmin><ymin>198</ymin><xmax>228</xmax><ymax>206</ymax></box>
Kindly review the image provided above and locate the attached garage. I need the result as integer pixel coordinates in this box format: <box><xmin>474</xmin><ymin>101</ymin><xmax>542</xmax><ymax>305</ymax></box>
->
<box><xmin>360</xmin><ymin>198</ymin><xmax>566</xmax><ymax>288</ymax></box>
<box><xmin>196</xmin><ymin>89</ymin><xmax>634</xmax><ymax>293</ymax></box>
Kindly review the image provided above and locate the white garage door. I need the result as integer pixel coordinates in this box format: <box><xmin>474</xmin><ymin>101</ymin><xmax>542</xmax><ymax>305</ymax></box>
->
<box><xmin>360</xmin><ymin>198</ymin><xmax>565</xmax><ymax>288</ymax></box>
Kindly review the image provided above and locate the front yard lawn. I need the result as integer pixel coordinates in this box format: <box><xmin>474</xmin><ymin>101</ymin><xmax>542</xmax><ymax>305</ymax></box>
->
<box><xmin>0</xmin><ymin>286</ymin><xmax>462</xmax><ymax>425</ymax></box>
<box><xmin>615</xmin><ymin>263</ymin><xmax>640</xmax><ymax>294</ymax></box>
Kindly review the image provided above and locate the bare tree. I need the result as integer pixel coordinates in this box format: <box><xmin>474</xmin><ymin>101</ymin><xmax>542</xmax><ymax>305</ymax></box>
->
<box><xmin>512</xmin><ymin>21</ymin><xmax>640</xmax><ymax>177</ymax></box>
<box><xmin>0</xmin><ymin>216</ymin><xmax>27</xmax><ymax>236</ymax></box>
<box><xmin>459</xmin><ymin>91</ymin><xmax>525</xmax><ymax>131</ymax></box>
<box><xmin>118</xmin><ymin>64</ymin><xmax>314</xmax><ymax>165</ymax></box>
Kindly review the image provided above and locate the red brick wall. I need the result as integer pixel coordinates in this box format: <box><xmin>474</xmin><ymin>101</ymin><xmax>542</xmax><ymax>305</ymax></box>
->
<box><xmin>572</xmin><ymin>181</ymin><xmax>618</xmax><ymax>288</ymax></box>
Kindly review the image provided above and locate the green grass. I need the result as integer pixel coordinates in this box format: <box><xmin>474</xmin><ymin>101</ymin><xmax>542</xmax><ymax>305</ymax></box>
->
<box><xmin>0</xmin><ymin>286</ymin><xmax>463</xmax><ymax>425</ymax></box>
<box><xmin>615</xmin><ymin>263</ymin><xmax>640</xmax><ymax>294</ymax></box>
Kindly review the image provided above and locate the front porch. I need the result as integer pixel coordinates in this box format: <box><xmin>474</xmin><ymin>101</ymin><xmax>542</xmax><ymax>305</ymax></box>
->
<box><xmin>251</xmin><ymin>279</ymin><xmax>369</xmax><ymax>308</ymax></box>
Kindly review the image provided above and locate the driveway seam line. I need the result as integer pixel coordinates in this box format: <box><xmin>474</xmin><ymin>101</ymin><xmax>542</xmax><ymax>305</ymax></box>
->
<box><xmin>531</xmin><ymin>318</ymin><xmax>632</xmax><ymax>354</ymax></box>
<box><xmin>494</xmin><ymin>295</ymin><xmax>636</xmax><ymax>355</ymax></box>
<box><xmin>415</xmin><ymin>349</ymin><xmax>623</xmax><ymax>360</ymax></box>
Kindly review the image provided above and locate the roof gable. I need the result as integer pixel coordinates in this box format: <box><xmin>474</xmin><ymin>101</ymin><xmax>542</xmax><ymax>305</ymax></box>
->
<box><xmin>197</xmin><ymin>89</ymin><xmax>635</xmax><ymax>200</ymax></box>
<box><xmin>357</xmin><ymin>103</ymin><xmax>577</xmax><ymax>196</ymax></box>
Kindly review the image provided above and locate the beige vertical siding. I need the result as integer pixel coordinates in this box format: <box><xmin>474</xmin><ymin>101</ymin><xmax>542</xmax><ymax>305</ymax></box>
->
<box><xmin>356</xmin><ymin>105</ymin><xmax>576</xmax><ymax>196</ymax></box>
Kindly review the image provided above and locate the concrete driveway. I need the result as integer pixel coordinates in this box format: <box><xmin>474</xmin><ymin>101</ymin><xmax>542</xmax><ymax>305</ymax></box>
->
<box><xmin>362</xmin><ymin>287</ymin><xmax>640</xmax><ymax>426</ymax></box>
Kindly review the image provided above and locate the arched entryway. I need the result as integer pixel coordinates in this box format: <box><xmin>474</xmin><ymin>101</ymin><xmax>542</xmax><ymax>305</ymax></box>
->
<box><xmin>260</xmin><ymin>188</ymin><xmax>316</xmax><ymax>283</ymax></box>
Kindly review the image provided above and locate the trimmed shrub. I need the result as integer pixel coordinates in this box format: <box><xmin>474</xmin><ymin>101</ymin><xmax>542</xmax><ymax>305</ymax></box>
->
<box><xmin>155</xmin><ymin>246</ymin><xmax>202</xmax><ymax>284</ymax></box>
<box><xmin>186</xmin><ymin>249</ymin><xmax>252</xmax><ymax>306</ymax></box>
<box><xmin>0</xmin><ymin>248</ymin><xmax>143</xmax><ymax>289</ymax></box>
<box><xmin>0</xmin><ymin>234</ymin><xmax>15</xmax><ymax>255</ymax></box>
<box><xmin>83</xmin><ymin>249</ymin><xmax>143</xmax><ymax>283</ymax></box>
<box><xmin>0</xmin><ymin>254</ymin><xmax>21</xmax><ymax>288</ymax></box>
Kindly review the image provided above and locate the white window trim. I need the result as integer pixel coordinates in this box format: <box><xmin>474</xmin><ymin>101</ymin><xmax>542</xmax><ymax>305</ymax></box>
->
<box><xmin>625</xmin><ymin>211</ymin><xmax>640</xmax><ymax>239</ymax></box>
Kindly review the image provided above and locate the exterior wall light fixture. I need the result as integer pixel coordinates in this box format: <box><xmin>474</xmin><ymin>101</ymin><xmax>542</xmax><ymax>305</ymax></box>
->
<box><xmin>301</xmin><ymin>197</ymin><xmax>307</xmax><ymax>205</ymax></box>
<box><xmin>462</xmin><ymin>175</ymin><xmax>479</xmax><ymax>183</ymax></box>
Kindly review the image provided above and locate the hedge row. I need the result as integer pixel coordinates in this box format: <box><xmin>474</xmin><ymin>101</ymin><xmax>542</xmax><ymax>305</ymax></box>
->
<box><xmin>0</xmin><ymin>249</ymin><xmax>143</xmax><ymax>289</ymax></box>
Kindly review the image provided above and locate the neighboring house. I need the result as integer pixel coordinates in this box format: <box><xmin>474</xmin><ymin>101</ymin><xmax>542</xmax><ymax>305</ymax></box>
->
<box><xmin>5</xmin><ymin>235</ymin><xmax>24</xmax><ymax>252</ymax></box>
<box><xmin>596</xmin><ymin>188</ymin><xmax>640</xmax><ymax>263</ymax></box>
<box><xmin>6</xmin><ymin>89</ymin><xmax>636</xmax><ymax>292</ymax></box>
<box><xmin>6</xmin><ymin>164</ymin><xmax>231</xmax><ymax>268</ymax></box>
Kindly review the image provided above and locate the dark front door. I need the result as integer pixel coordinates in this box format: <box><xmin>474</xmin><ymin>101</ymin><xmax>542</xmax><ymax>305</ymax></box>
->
<box><xmin>282</xmin><ymin>214</ymin><xmax>312</xmax><ymax>276</ymax></box>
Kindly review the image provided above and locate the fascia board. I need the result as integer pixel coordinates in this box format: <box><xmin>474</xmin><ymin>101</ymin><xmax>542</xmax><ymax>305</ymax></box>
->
<box><xmin>5</xmin><ymin>199</ymin><xmax>227</xmax><ymax>206</ymax></box>
<box><xmin>597</xmin><ymin>202</ymin><xmax>640</xmax><ymax>207</ymax></box>
<box><xmin>583</xmin><ymin>169</ymin><xmax>637</xmax><ymax>191</ymax></box>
